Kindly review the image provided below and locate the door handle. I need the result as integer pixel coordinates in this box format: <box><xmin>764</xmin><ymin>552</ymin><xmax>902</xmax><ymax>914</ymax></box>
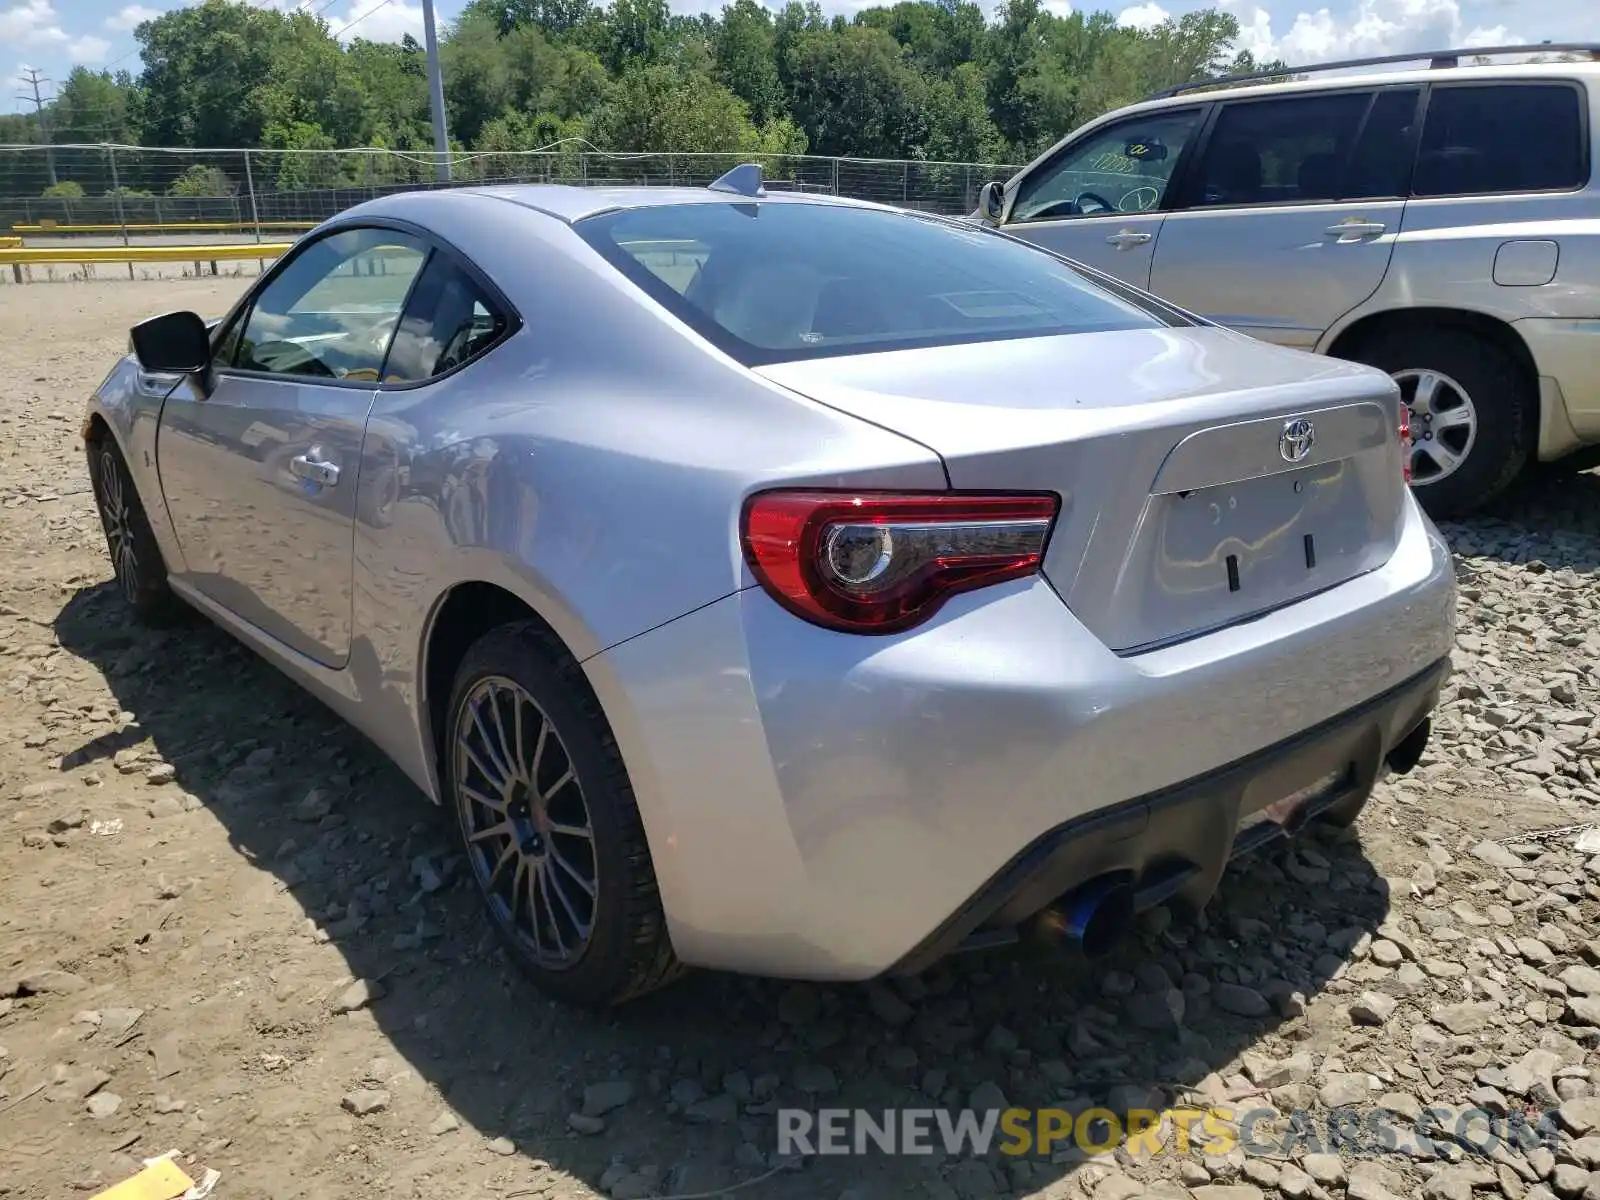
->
<box><xmin>1326</xmin><ymin>221</ymin><xmax>1386</xmax><ymax>238</ymax></box>
<box><xmin>1106</xmin><ymin>229</ymin><xmax>1153</xmax><ymax>249</ymax></box>
<box><xmin>290</xmin><ymin>452</ymin><xmax>340</xmax><ymax>486</ymax></box>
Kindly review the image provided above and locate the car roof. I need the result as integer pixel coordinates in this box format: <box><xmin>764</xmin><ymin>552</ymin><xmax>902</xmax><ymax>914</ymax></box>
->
<box><xmin>402</xmin><ymin>183</ymin><xmax>892</xmax><ymax>226</ymax></box>
<box><xmin>1112</xmin><ymin>59</ymin><xmax>1600</xmax><ymax>120</ymax></box>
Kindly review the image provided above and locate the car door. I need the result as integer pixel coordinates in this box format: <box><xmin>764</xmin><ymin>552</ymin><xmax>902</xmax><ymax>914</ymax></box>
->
<box><xmin>156</xmin><ymin>225</ymin><xmax>430</xmax><ymax>667</ymax></box>
<box><xmin>1147</xmin><ymin>86</ymin><xmax>1420</xmax><ymax>349</ymax></box>
<box><xmin>997</xmin><ymin>106</ymin><xmax>1207</xmax><ymax>289</ymax></box>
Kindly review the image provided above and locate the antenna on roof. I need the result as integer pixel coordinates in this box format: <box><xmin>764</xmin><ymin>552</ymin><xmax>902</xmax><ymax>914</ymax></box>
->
<box><xmin>708</xmin><ymin>163</ymin><xmax>766</xmax><ymax>199</ymax></box>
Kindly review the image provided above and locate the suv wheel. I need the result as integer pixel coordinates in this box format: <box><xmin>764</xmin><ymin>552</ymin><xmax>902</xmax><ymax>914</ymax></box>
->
<box><xmin>1346</xmin><ymin>326</ymin><xmax>1534</xmax><ymax>519</ymax></box>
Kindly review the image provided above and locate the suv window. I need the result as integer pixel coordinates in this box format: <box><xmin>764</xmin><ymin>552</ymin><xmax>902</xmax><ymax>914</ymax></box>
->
<box><xmin>1342</xmin><ymin>88</ymin><xmax>1421</xmax><ymax>199</ymax></box>
<box><xmin>382</xmin><ymin>254</ymin><xmax>512</xmax><ymax>383</ymax></box>
<box><xmin>1187</xmin><ymin>92</ymin><xmax>1370</xmax><ymax>207</ymax></box>
<box><xmin>576</xmin><ymin>201</ymin><xmax>1176</xmax><ymax>366</ymax></box>
<box><xmin>1011</xmin><ymin>109</ymin><xmax>1203</xmax><ymax>222</ymax></box>
<box><xmin>234</xmin><ymin>227</ymin><xmax>428</xmax><ymax>382</ymax></box>
<box><xmin>1414</xmin><ymin>84</ymin><xmax>1585</xmax><ymax>197</ymax></box>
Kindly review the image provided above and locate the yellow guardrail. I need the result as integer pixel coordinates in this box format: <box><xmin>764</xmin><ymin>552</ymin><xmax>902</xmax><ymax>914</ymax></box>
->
<box><xmin>0</xmin><ymin>236</ymin><xmax>19</xmax><ymax>248</ymax></box>
<box><xmin>13</xmin><ymin>220</ymin><xmax>317</xmax><ymax>234</ymax></box>
<box><xmin>0</xmin><ymin>242</ymin><xmax>294</xmax><ymax>265</ymax></box>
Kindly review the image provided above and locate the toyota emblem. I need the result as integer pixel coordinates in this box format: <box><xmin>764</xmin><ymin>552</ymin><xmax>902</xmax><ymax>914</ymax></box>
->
<box><xmin>1279</xmin><ymin>418</ymin><xmax>1316</xmax><ymax>464</ymax></box>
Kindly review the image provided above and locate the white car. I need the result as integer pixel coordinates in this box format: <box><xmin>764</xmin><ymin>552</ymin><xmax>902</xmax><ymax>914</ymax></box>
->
<box><xmin>976</xmin><ymin>42</ymin><xmax>1600</xmax><ymax>517</ymax></box>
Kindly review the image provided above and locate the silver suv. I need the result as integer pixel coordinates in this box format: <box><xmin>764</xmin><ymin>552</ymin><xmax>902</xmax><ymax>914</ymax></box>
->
<box><xmin>977</xmin><ymin>44</ymin><xmax>1600</xmax><ymax>517</ymax></box>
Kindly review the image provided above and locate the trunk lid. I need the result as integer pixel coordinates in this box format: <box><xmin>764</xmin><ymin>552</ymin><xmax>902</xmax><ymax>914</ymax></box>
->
<box><xmin>756</xmin><ymin>326</ymin><xmax>1408</xmax><ymax>653</ymax></box>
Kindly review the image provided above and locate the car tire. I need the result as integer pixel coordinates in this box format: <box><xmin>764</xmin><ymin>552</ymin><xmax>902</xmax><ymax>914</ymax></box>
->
<box><xmin>443</xmin><ymin>621</ymin><xmax>683</xmax><ymax>1009</ymax></box>
<box><xmin>1346</xmin><ymin>325</ymin><xmax>1535</xmax><ymax>519</ymax></box>
<box><xmin>86</xmin><ymin>436</ymin><xmax>183</xmax><ymax>625</ymax></box>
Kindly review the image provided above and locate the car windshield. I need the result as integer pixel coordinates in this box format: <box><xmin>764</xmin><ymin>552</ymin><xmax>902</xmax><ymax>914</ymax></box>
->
<box><xmin>574</xmin><ymin>200</ymin><xmax>1177</xmax><ymax>365</ymax></box>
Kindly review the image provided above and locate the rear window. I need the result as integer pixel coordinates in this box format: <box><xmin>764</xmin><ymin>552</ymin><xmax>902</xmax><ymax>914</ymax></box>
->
<box><xmin>1413</xmin><ymin>84</ymin><xmax>1586</xmax><ymax>197</ymax></box>
<box><xmin>574</xmin><ymin>201</ymin><xmax>1174</xmax><ymax>365</ymax></box>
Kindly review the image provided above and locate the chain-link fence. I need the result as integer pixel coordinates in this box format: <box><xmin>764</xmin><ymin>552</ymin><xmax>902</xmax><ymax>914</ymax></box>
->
<box><xmin>1</xmin><ymin>144</ymin><xmax>1022</xmax><ymax>235</ymax></box>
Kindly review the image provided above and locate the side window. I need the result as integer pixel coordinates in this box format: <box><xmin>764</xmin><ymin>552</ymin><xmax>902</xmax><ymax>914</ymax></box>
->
<box><xmin>1186</xmin><ymin>92</ymin><xmax>1370</xmax><ymax>207</ymax></box>
<box><xmin>1011</xmin><ymin>109</ymin><xmax>1203</xmax><ymax>223</ymax></box>
<box><xmin>234</xmin><ymin>227</ymin><xmax>429</xmax><ymax>382</ymax></box>
<box><xmin>1342</xmin><ymin>88</ymin><xmax>1421</xmax><ymax>199</ymax></box>
<box><xmin>1414</xmin><ymin>84</ymin><xmax>1585</xmax><ymax>197</ymax></box>
<box><xmin>381</xmin><ymin>253</ymin><xmax>511</xmax><ymax>384</ymax></box>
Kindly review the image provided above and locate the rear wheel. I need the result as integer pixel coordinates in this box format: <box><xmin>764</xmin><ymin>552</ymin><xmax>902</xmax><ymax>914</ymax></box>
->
<box><xmin>87</xmin><ymin>437</ymin><xmax>182</xmax><ymax>624</ymax></box>
<box><xmin>1345</xmin><ymin>325</ymin><xmax>1535</xmax><ymax>519</ymax></box>
<box><xmin>444</xmin><ymin>621</ymin><xmax>682</xmax><ymax>1008</ymax></box>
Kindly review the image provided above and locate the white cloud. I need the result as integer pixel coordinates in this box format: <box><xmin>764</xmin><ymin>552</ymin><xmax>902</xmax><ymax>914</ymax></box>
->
<box><xmin>68</xmin><ymin>34</ymin><xmax>111</xmax><ymax>61</ymax></box>
<box><xmin>104</xmin><ymin>3</ymin><xmax>162</xmax><ymax>30</ymax></box>
<box><xmin>1118</xmin><ymin>1</ymin><xmax>1170</xmax><ymax>28</ymax></box>
<box><xmin>1042</xmin><ymin>0</ymin><xmax>1073</xmax><ymax>15</ymax></box>
<box><xmin>328</xmin><ymin>0</ymin><xmax>424</xmax><ymax>42</ymax></box>
<box><xmin>0</xmin><ymin>0</ymin><xmax>67</xmax><ymax>46</ymax></box>
<box><xmin>1218</xmin><ymin>0</ymin><xmax>1523</xmax><ymax>65</ymax></box>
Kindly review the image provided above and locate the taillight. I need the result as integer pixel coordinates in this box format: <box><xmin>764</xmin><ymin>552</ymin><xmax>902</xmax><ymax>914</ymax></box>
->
<box><xmin>740</xmin><ymin>490</ymin><xmax>1059</xmax><ymax>634</ymax></box>
<box><xmin>1398</xmin><ymin>399</ymin><xmax>1413</xmax><ymax>484</ymax></box>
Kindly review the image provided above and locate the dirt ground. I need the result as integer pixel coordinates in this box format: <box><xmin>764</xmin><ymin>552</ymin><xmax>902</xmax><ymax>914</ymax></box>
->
<box><xmin>2</xmin><ymin>278</ymin><xmax>1598</xmax><ymax>1200</ymax></box>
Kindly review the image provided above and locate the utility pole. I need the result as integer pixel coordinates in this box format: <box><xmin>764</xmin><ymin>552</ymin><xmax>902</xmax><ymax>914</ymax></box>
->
<box><xmin>15</xmin><ymin>68</ymin><xmax>58</xmax><ymax>187</ymax></box>
<box><xmin>420</xmin><ymin>0</ymin><xmax>451</xmax><ymax>183</ymax></box>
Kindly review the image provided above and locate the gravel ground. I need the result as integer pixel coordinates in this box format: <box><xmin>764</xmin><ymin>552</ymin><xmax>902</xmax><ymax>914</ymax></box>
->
<box><xmin>3</xmin><ymin>279</ymin><xmax>1600</xmax><ymax>1200</ymax></box>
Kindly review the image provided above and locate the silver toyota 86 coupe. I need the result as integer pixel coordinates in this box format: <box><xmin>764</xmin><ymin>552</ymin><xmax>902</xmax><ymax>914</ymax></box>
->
<box><xmin>83</xmin><ymin>165</ymin><xmax>1458</xmax><ymax>1008</ymax></box>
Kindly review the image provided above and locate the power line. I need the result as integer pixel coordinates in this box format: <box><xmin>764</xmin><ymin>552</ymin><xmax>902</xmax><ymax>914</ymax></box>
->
<box><xmin>330</xmin><ymin>0</ymin><xmax>397</xmax><ymax>40</ymax></box>
<box><xmin>13</xmin><ymin>67</ymin><xmax>57</xmax><ymax>186</ymax></box>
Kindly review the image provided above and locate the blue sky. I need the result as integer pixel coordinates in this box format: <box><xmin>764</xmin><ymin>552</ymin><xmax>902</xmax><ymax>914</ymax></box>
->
<box><xmin>5</xmin><ymin>0</ymin><xmax>1590</xmax><ymax>116</ymax></box>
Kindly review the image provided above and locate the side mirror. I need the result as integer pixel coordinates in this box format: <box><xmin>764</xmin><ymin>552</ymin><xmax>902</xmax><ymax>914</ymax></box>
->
<box><xmin>130</xmin><ymin>310</ymin><xmax>211</xmax><ymax>374</ymax></box>
<box><xmin>979</xmin><ymin>180</ymin><xmax>1005</xmax><ymax>222</ymax></box>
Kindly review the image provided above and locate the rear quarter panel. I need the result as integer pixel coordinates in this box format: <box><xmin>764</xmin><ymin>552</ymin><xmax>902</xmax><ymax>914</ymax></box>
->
<box><xmin>335</xmin><ymin>190</ymin><xmax>951</xmax><ymax>797</ymax></box>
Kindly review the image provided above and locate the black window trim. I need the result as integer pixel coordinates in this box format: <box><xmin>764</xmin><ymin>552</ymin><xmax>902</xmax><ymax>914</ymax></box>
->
<box><xmin>1408</xmin><ymin>78</ymin><xmax>1591</xmax><ymax>201</ymax></box>
<box><xmin>1003</xmin><ymin>103</ymin><xmax>1214</xmax><ymax>225</ymax></box>
<box><xmin>1167</xmin><ymin>82</ymin><xmax>1423</xmax><ymax>212</ymax></box>
<box><xmin>207</xmin><ymin>215</ymin><xmax>522</xmax><ymax>392</ymax></box>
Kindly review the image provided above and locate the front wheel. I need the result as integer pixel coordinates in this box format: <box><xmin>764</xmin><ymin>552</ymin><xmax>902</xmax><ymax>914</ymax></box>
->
<box><xmin>1345</xmin><ymin>326</ymin><xmax>1536</xmax><ymax>519</ymax></box>
<box><xmin>443</xmin><ymin>621</ymin><xmax>682</xmax><ymax>1008</ymax></box>
<box><xmin>87</xmin><ymin>437</ymin><xmax>182</xmax><ymax>624</ymax></box>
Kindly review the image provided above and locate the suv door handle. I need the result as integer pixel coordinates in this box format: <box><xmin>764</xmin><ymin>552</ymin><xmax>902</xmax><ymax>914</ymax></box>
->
<box><xmin>1326</xmin><ymin>221</ymin><xmax>1386</xmax><ymax>238</ymax></box>
<box><xmin>290</xmin><ymin>452</ymin><xmax>340</xmax><ymax>486</ymax></box>
<box><xmin>1106</xmin><ymin>229</ymin><xmax>1153</xmax><ymax>249</ymax></box>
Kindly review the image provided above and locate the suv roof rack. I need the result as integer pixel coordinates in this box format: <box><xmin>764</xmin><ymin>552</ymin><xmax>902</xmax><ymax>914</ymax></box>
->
<box><xmin>1144</xmin><ymin>42</ymin><xmax>1600</xmax><ymax>101</ymax></box>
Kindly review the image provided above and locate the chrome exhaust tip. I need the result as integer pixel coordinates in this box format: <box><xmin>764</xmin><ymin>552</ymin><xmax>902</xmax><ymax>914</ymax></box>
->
<box><xmin>1030</xmin><ymin>874</ymin><xmax>1136</xmax><ymax>959</ymax></box>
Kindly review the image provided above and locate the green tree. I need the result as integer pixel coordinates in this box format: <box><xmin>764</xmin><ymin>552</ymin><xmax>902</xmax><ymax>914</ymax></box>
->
<box><xmin>168</xmin><ymin>165</ymin><xmax>237</xmax><ymax>196</ymax></box>
<box><xmin>50</xmin><ymin>67</ymin><xmax>140</xmax><ymax>144</ymax></box>
<box><xmin>602</xmin><ymin>0</ymin><xmax>672</xmax><ymax>74</ymax></box>
<box><xmin>715</xmin><ymin>0</ymin><xmax>783</xmax><ymax>125</ymax></box>
<box><xmin>77</xmin><ymin>0</ymin><xmax>1292</xmax><ymax>188</ymax></box>
<box><xmin>134</xmin><ymin>0</ymin><xmax>286</xmax><ymax>147</ymax></box>
<box><xmin>783</xmin><ymin>25</ymin><xmax>924</xmax><ymax>159</ymax></box>
<box><xmin>588</xmin><ymin>63</ymin><xmax>765</xmax><ymax>152</ymax></box>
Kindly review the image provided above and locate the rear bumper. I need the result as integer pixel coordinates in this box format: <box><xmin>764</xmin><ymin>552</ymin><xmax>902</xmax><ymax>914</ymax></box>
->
<box><xmin>889</xmin><ymin>654</ymin><xmax>1446</xmax><ymax>976</ymax></box>
<box><xmin>585</xmin><ymin>496</ymin><xmax>1456</xmax><ymax>981</ymax></box>
<box><xmin>1514</xmin><ymin>317</ymin><xmax>1600</xmax><ymax>450</ymax></box>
